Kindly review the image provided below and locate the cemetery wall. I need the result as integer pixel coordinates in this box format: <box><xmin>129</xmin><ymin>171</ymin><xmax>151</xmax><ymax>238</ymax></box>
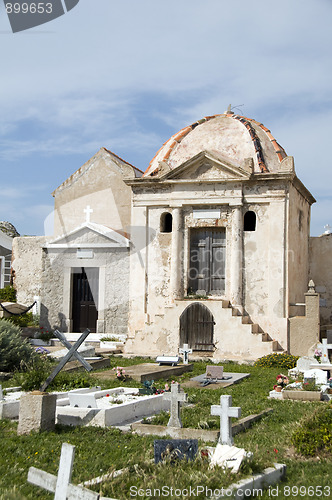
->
<box><xmin>309</xmin><ymin>233</ymin><xmax>332</xmax><ymax>326</ymax></box>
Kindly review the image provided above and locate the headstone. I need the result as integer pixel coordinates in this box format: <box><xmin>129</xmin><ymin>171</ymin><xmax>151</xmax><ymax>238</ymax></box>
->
<box><xmin>296</xmin><ymin>356</ymin><xmax>315</xmax><ymax>372</ymax></box>
<box><xmin>163</xmin><ymin>382</ymin><xmax>187</xmax><ymax>427</ymax></box>
<box><xmin>154</xmin><ymin>439</ymin><xmax>198</xmax><ymax>464</ymax></box>
<box><xmin>17</xmin><ymin>392</ymin><xmax>57</xmax><ymax>435</ymax></box>
<box><xmin>28</xmin><ymin>442</ymin><xmax>99</xmax><ymax>499</ymax></box>
<box><xmin>68</xmin><ymin>393</ymin><xmax>97</xmax><ymax>408</ymax></box>
<box><xmin>211</xmin><ymin>395</ymin><xmax>241</xmax><ymax>445</ymax></box>
<box><xmin>205</xmin><ymin>365</ymin><xmax>224</xmax><ymax>380</ymax></box>
<box><xmin>303</xmin><ymin>369</ymin><xmax>327</xmax><ymax>385</ymax></box>
<box><xmin>179</xmin><ymin>344</ymin><xmax>192</xmax><ymax>365</ymax></box>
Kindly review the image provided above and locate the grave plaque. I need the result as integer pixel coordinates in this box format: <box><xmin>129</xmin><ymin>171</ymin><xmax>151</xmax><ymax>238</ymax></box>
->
<box><xmin>154</xmin><ymin>439</ymin><xmax>198</xmax><ymax>464</ymax></box>
<box><xmin>205</xmin><ymin>365</ymin><xmax>224</xmax><ymax>379</ymax></box>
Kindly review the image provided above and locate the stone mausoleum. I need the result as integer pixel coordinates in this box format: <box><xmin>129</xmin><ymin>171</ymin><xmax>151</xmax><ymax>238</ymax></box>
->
<box><xmin>12</xmin><ymin>110</ymin><xmax>332</xmax><ymax>360</ymax></box>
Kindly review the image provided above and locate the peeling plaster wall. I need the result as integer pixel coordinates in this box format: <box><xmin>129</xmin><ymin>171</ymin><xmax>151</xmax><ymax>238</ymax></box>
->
<box><xmin>53</xmin><ymin>150</ymin><xmax>135</xmax><ymax>237</ymax></box>
<box><xmin>40</xmin><ymin>248</ymin><xmax>130</xmax><ymax>334</ymax></box>
<box><xmin>126</xmin><ymin>178</ymin><xmax>292</xmax><ymax>357</ymax></box>
<box><xmin>12</xmin><ymin>236</ymin><xmax>46</xmax><ymax>305</ymax></box>
<box><xmin>287</xmin><ymin>183</ymin><xmax>310</xmax><ymax>308</ymax></box>
<box><xmin>309</xmin><ymin>234</ymin><xmax>332</xmax><ymax>326</ymax></box>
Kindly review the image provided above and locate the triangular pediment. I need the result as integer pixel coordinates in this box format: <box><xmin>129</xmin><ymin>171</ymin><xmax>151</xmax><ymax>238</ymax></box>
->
<box><xmin>44</xmin><ymin>222</ymin><xmax>130</xmax><ymax>249</ymax></box>
<box><xmin>159</xmin><ymin>150</ymin><xmax>253</xmax><ymax>181</ymax></box>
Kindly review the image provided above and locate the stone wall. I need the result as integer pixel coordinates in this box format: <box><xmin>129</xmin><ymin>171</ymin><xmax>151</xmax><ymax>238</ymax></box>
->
<box><xmin>289</xmin><ymin>286</ymin><xmax>320</xmax><ymax>356</ymax></box>
<box><xmin>309</xmin><ymin>233</ymin><xmax>332</xmax><ymax>327</ymax></box>
<box><xmin>12</xmin><ymin>236</ymin><xmax>46</xmax><ymax>305</ymax></box>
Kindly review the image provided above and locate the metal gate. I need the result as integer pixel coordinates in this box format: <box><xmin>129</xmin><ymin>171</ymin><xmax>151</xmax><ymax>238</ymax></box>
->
<box><xmin>72</xmin><ymin>268</ymin><xmax>99</xmax><ymax>333</ymax></box>
<box><xmin>179</xmin><ymin>302</ymin><xmax>215</xmax><ymax>351</ymax></box>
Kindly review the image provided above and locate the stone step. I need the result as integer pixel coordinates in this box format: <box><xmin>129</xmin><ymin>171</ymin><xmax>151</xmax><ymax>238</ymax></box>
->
<box><xmin>231</xmin><ymin>308</ymin><xmax>241</xmax><ymax>317</ymax></box>
<box><xmin>222</xmin><ymin>300</ymin><xmax>231</xmax><ymax>308</ymax></box>
<box><xmin>261</xmin><ymin>333</ymin><xmax>272</xmax><ymax>342</ymax></box>
<box><xmin>242</xmin><ymin>316</ymin><xmax>253</xmax><ymax>324</ymax></box>
<box><xmin>272</xmin><ymin>340</ymin><xmax>284</xmax><ymax>352</ymax></box>
<box><xmin>251</xmin><ymin>324</ymin><xmax>263</xmax><ymax>334</ymax></box>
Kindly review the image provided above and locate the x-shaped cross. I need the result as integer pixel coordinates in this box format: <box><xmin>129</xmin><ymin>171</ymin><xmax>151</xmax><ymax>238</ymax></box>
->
<box><xmin>40</xmin><ymin>329</ymin><xmax>92</xmax><ymax>392</ymax></box>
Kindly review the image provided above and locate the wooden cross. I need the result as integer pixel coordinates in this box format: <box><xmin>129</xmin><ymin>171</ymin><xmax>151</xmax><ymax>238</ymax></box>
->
<box><xmin>40</xmin><ymin>329</ymin><xmax>92</xmax><ymax>392</ymax></box>
<box><xmin>211</xmin><ymin>395</ymin><xmax>241</xmax><ymax>445</ymax></box>
<box><xmin>179</xmin><ymin>344</ymin><xmax>192</xmax><ymax>365</ymax></box>
<box><xmin>84</xmin><ymin>205</ymin><xmax>93</xmax><ymax>223</ymax></box>
<box><xmin>163</xmin><ymin>382</ymin><xmax>187</xmax><ymax>428</ymax></box>
<box><xmin>28</xmin><ymin>442</ymin><xmax>100</xmax><ymax>499</ymax></box>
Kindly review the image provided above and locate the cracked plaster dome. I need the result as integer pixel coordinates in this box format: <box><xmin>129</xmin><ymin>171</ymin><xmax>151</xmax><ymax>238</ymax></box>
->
<box><xmin>145</xmin><ymin>111</ymin><xmax>287</xmax><ymax>177</ymax></box>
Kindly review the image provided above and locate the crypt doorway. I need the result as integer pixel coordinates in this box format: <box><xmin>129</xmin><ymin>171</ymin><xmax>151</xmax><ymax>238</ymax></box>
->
<box><xmin>72</xmin><ymin>267</ymin><xmax>99</xmax><ymax>333</ymax></box>
<box><xmin>179</xmin><ymin>302</ymin><xmax>215</xmax><ymax>351</ymax></box>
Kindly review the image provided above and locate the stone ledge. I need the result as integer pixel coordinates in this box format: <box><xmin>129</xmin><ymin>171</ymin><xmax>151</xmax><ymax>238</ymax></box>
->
<box><xmin>131</xmin><ymin>408</ymin><xmax>273</xmax><ymax>442</ymax></box>
<box><xmin>210</xmin><ymin>463</ymin><xmax>286</xmax><ymax>499</ymax></box>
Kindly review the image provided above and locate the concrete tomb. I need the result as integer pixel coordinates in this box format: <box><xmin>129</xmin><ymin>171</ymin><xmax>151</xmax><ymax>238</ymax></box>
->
<box><xmin>211</xmin><ymin>395</ymin><xmax>241</xmax><ymax>445</ymax></box>
<box><xmin>56</xmin><ymin>386</ymin><xmax>170</xmax><ymax>428</ymax></box>
<box><xmin>163</xmin><ymin>382</ymin><xmax>187</xmax><ymax>428</ymax></box>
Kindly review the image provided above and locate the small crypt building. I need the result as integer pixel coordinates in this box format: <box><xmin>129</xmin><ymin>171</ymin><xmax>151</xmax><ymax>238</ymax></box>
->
<box><xmin>13</xmin><ymin>110</ymin><xmax>326</xmax><ymax>360</ymax></box>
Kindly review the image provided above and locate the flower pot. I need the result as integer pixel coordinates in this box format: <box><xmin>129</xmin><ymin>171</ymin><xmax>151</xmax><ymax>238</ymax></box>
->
<box><xmin>282</xmin><ymin>390</ymin><xmax>322</xmax><ymax>401</ymax></box>
<box><xmin>275</xmin><ymin>386</ymin><xmax>282</xmax><ymax>392</ymax></box>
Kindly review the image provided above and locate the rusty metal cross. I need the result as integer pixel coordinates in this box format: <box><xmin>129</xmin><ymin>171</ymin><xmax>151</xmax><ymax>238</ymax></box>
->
<box><xmin>40</xmin><ymin>329</ymin><xmax>92</xmax><ymax>392</ymax></box>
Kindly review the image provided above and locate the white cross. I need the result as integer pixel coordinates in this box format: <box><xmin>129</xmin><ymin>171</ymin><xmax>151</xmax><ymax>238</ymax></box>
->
<box><xmin>211</xmin><ymin>395</ymin><xmax>241</xmax><ymax>445</ymax></box>
<box><xmin>179</xmin><ymin>344</ymin><xmax>192</xmax><ymax>365</ymax></box>
<box><xmin>320</xmin><ymin>338</ymin><xmax>332</xmax><ymax>364</ymax></box>
<box><xmin>84</xmin><ymin>205</ymin><xmax>93</xmax><ymax>223</ymax></box>
<box><xmin>163</xmin><ymin>382</ymin><xmax>187</xmax><ymax>428</ymax></box>
<box><xmin>28</xmin><ymin>442</ymin><xmax>100</xmax><ymax>499</ymax></box>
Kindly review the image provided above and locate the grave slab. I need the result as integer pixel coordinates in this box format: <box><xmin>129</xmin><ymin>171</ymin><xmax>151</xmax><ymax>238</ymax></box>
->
<box><xmin>94</xmin><ymin>363</ymin><xmax>193</xmax><ymax>383</ymax></box>
<box><xmin>183</xmin><ymin>371</ymin><xmax>250</xmax><ymax>389</ymax></box>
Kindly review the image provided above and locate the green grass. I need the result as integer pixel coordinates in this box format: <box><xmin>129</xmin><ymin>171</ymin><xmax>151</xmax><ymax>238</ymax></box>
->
<box><xmin>0</xmin><ymin>358</ymin><xmax>331</xmax><ymax>499</ymax></box>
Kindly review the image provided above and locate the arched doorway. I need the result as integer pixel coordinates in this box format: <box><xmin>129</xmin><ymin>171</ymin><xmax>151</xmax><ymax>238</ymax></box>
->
<box><xmin>179</xmin><ymin>303</ymin><xmax>215</xmax><ymax>351</ymax></box>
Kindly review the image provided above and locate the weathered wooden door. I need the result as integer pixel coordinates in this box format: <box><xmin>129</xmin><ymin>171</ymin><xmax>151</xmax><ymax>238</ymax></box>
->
<box><xmin>188</xmin><ymin>228</ymin><xmax>225</xmax><ymax>295</ymax></box>
<box><xmin>179</xmin><ymin>302</ymin><xmax>215</xmax><ymax>351</ymax></box>
<box><xmin>72</xmin><ymin>268</ymin><xmax>98</xmax><ymax>333</ymax></box>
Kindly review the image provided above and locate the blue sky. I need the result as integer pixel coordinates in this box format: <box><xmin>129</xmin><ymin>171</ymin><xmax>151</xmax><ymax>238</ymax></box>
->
<box><xmin>1</xmin><ymin>0</ymin><xmax>332</xmax><ymax>236</ymax></box>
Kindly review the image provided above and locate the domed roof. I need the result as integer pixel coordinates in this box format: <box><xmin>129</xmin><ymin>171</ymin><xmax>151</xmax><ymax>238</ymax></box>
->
<box><xmin>144</xmin><ymin>112</ymin><xmax>287</xmax><ymax>177</ymax></box>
